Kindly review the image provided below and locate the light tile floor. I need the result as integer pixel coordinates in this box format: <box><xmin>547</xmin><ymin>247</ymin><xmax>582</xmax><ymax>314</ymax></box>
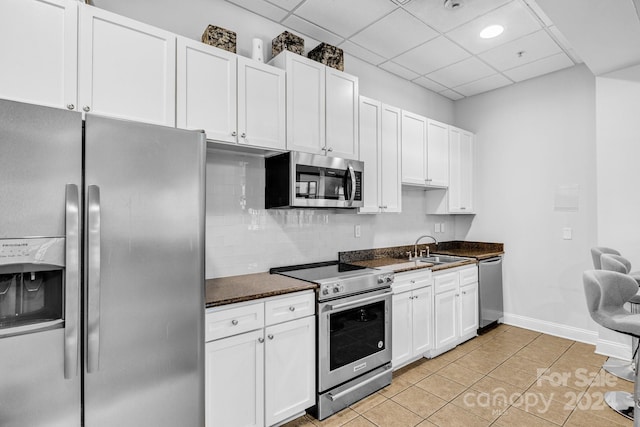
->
<box><xmin>283</xmin><ymin>324</ymin><xmax>634</xmax><ymax>427</ymax></box>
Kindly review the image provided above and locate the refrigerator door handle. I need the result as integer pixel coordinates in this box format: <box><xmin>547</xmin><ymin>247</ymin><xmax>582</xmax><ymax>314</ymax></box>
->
<box><xmin>64</xmin><ymin>184</ymin><xmax>80</xmax><ymax>380</ymax></box>
<box><xmin>87</xmin><ymin>185</ymin><xmax>101</xmax><ymax>373</ymax></box>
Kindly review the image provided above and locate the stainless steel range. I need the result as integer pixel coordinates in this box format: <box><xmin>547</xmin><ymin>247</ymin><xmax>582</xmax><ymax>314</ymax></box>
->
<box><xmin>272</xmin><ymin>261</ymin><xmax>394</xmax><ymax>420</ymax></box>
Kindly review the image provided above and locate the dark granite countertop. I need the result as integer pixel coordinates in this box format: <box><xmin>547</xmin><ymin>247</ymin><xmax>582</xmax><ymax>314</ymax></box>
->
<box><xmin>205</xmin><ymin>272</ymin><xmax>317</xmax><ymax>308</ymax></box>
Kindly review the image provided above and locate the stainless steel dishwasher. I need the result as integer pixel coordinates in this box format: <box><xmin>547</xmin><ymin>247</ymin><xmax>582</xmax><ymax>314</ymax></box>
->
<box><xmin>478</xmin><ymin>256</ymin><xmax>504</xmax><ymax>333</ymax></box>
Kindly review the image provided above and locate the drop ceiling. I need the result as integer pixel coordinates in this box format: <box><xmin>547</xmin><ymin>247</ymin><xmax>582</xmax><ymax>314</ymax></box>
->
<box><xmin>225</xmin><ymin>0</ymin><xmax>582</xmax><ymax>99</ymax></box>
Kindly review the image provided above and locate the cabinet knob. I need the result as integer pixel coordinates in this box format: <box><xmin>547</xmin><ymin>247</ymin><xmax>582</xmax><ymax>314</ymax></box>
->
<box><xmin>241</xmin><ymin>133</ymin><xmax>246</xmax><ymax>138</ymax></box>
<box><xmin>289</xmin><ymin>306</ymin><xmax>295</xmax><ymax>312</ymax></box>
<box><xmin>426</xmin><ymin>178</ymin><xmax>433</xmax><ymax>182</ymax></box>
<box><xmin>66</xmin><ymin>104</ymin><xmax>75</xmax><ymax>110</ymax></box>
<box><xmin>410</xmin><ymin>280</ymin><xmax>415</xmax><ymax>284</ymax></box>
<box><xmin>258</xmin><ymin>337</ymin><xmax>264</xmax><ymax>343</ymax></box>
<box><xmin>231</xmin><ymin>131</ymin><xmax>237</xmax><ymax>137</ymax></box>
<box><xmin>327</xmin><ymin>147</ymin><xmax>333</xmax><ymax>152</ymax></box>
<box><xmin>231</xmin><ymin>319</ymin><xmax>238</xmax><ymax>326</ymax></box>
<box><xmin>462</xmin><ymin>291</ymin><xmax>467</xmax><ymax>295</ymax></box>
<box><xmin>455</xmin><ymin>294</ymin><xmax>460</xmax><ymax>297</ymax></box>
<box><xmin>460</xmin><ymin>207</ymin><xmax>467</xmax><ymax>210</ymax></box>
<box><xmin>268</xmin><ymin>334</ymin><xmax>274</xmax><ymax>340</ymax></box>
<box><xmin>83</xmin><ymin>106</ymin><xmax>90</xmax><ymax>112</ymax></box>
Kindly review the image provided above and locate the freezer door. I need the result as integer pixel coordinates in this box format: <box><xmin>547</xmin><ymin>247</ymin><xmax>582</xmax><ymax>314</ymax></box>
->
<box><xmin>0</xmin><ymin>99</ymin><xmax>82</xmax><ymax>426</ymax></box>
<box><xmin>83</xmin><ymin>115</ymin><xmax>205</xmax><ymax>427</ymax></box>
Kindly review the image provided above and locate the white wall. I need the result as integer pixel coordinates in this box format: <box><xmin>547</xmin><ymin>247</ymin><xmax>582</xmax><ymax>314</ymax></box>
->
<box><xmin>454</xmin><ymin>65</ymin><xmax>598</xmax><ymax>342</ymax></box>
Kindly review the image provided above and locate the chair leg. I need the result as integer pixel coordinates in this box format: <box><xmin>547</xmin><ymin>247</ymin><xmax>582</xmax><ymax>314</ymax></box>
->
<box><xmin>604</xmin><ymin>338</ymin><xmax>639</xmax><ymax>421</ymax></box>
<box><xmin>604</xmin><ymin>356</ymin><xmax>635</xmax><ymax>382</ymax></box>
<box><xmin>635</xmin><ymin>348</ymin><xmax>640</xmax><ymax>427</ymax></box>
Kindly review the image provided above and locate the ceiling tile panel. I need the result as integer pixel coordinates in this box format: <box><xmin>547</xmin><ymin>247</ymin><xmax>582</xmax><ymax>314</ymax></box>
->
<box><xmin>426</xmin><ymin>56</ymin><xmax>496</xmax><ymax>88</ymax></box>
<box><xmin>339</xmin><ymin>40</ymin><xmax>386</xmax><ymax>65</ymax></box>
<box><xmin>439</xmin><ymin>89</ymin><xmax>465</xmax><ymax>100</ymax></box>
<box><xmin>405</xmin><ymin>0</ymin><xmax>511</xmax><ymax>33</ymax></box>
<box><xmin>445</xmin><ymin>1</ymin><xmax>542</xmax><ymax>54</ymax></box>
<box><xmin>392</xmin><ymin>36</ymin><xmax>471</xmax><ymax>75</ymax></box>
<box><xmin>350</xmin><ymin>9</ymin><xmax>439</xmax><ymax>58</ymax></box>
<box><xmin>265</xmin><ymin>0</ymin><xmax>304</xmax><ymax>12</ymax></box>
<box><xmin>282</xmin><ymin>15</ymin><xmax>344</xmax><ymax>47</ymax></box>
<box><xmin>503</xmin><ymin>51</ymin><xmax>574</xmax><ymax>81</ymax></box>
<box><xmin>478</xmin><ymin>29</ymin><xmax>561</xmax><ymax>70</ymax></box>
<box><xmin>412</xmin><ymin>76</ymin><xmax>448</xmax><ymax>93</ymax></box>
<box><xmin>379</xmin><ymin>61</ymin><xmax>421</xmax><ymax>80</ymax></box>
<box><xmin>226</xmin><ymin>0</ymin><xmax>289</xmax><ymax>21</ymax></box>
<box><xmin>293</xmin><ymin>0</ymin><xmax>397</xmax><ymax>38</ymax></box>
<box><xmin>453</xmin><ymin>73</ymin><xmax>512</xmax><ymax>96</ymax></box>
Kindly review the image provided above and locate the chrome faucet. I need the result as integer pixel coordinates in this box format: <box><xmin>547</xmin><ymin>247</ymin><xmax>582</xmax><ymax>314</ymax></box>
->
<box><xmin>414</xmin><ymin>235</ymin><xmax>438</xmax><ymax>259</ymax></box>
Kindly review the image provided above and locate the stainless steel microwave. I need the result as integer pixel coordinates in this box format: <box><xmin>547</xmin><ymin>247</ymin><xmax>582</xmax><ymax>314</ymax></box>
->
<box><xmin>265</xmin><ymin>151</ymin><xmax>364</xmax><ymax>209</ymax></box>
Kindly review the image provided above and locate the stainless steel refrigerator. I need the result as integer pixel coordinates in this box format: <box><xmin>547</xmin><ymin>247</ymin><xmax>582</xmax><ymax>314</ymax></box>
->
<box><xmin>0</xmin><ymin>99</ymin><xmax>205</xmax><ymax>426</ymax></box>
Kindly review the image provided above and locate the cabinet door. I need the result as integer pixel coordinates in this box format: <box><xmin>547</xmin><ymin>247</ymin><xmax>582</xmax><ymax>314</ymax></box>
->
<box><xmin>78</xmin><ymin>5</ymin><xmax>176</xmax><ymax>126</ymax></box>
<box><xmin>237</xmin><ymin>56</ymin><xmax>286</xmax><ymax>150</ymax></box>
<box><xmin>284</xmin><ymin>53</ymin><xmax>325</xmax><ymax>154</ymax></box>
<box><xmin>459</xmin><ymin>282</ymin><xmax>479</xmax><ymax>338</ymax></box>
<box><xmin>401</xmin><ymin>111</ymin><xmax>427</xmax><ymax>186</ymax></box>
<box><xmin>265</xmin><ymin>316</ymin><xmax>315</xmax><ymax>426</ymax></box>
<box><xmin>449</xmin><ymin>127</ymin><xmax>474</xmax><ymax>213</ymax></box>
<box><xmin>0</xmin><ymin>0</ymin><xmax>77</xmax><ymax>110</ymax></box>
<box><xmin>358</xmin><ymin>97</ymin><xmax>381</xmax><ymax>214</ymax></box>
<box><xmin>176</xmin><ymin>37</ymin><xmax>237</xmax><ymax>143</ymax></box>
<box><xmin>392</xmin><ymin>291</ymin><xmax>413</xmax><ymax>368</ymax></box>
<box><xmin>412</xmin><ymin>285</ymin><xmax>433</xmax><ymax>356</ymax></box>
<box><xmin>205</xmin><ymin>330</ymin><xmax>264</xmax><ymax>427</ymax></box>
<box><xmin>380</xmin><ymin>104</ymin><xmax>402</xmax><ymax>213</ymax></box>
<box><xmin>426</xmin><ymin>119</ymin><xmax>449</xmax><ymax>187</ymax></box>
<box><xmin>326</xmin><ymin>68</ymin><xmax>359</xmax><ymax>159</ymax></box>
<box><xmin>434</xmin><ymin>289</ymin><xmax>458</xmax><ymax>350</ymax></box>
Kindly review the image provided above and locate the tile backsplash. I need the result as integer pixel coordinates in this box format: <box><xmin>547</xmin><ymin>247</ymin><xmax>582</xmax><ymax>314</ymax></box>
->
<box><xmin>206</xmin><ymin>149</ymin><xmax>458</xmax><ymax>278</ymax></box>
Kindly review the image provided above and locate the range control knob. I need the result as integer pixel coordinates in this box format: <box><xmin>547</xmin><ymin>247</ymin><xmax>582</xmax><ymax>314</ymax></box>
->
<box><xmin>377</xmin><ymin>277</ymin><xmax>385</xmax><ymax>284</ymax></box>
<box><xmin>385</xmin><ymin>276</ymin><xmax>393</xmax><ymax>283</ymax></box>
<box><xmin>333</xmin><ymin>285</ymin><xmax>341</xmax><ymax>293</ymax></box>
<box><xmin>322</xmin><ymin>287</ymin><xmax>329</xmax><ymax>296</ymax></box>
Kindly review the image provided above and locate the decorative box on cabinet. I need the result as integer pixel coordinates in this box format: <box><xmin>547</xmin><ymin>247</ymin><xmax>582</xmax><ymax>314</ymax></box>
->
<box><xmin>358</xmin><ymin>96</ymin><xmax>402</xmax><ymax>214</ymax></box>
<box><xmin>78</xmin><ymin>4</ymin><xmax>176</xmax><ymax>126</ymax></box>
<box><xmin>204</xmin><ymin>291</ymin><xmax>315</xmax><ymax>427</ymax></box>
<box><xmin>177</xmin><ymin>37</ymin><xmax>285</xmax><ymax>150</ymax></box>
<box><xmin>0</xmin><ymin>0</ymin><xmax>78</xmax><ymax>111</ymax></box>
<box><xmin>270</xmin><ymin>51</ymin><xmax>359</xmax><ymax>160</ymax></box>
<box><xmin>426</xmin><ymin>126</ymin><xmax>475</xmax><ymax>214</ymax></box>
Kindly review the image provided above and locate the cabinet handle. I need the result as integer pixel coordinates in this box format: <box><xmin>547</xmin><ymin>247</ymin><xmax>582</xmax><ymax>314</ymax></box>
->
<box><xmin>231</xmin><ymin>131</ymin><xmax>237</xmax><ymax>137</ymax></box>
<box><xmin>241</xmin><ymin>133</ymin><xmax>246</xmax><ymax>138</ymax></box>
<box><xmin>426</xmin><ymin>178</ymin><xmax>433</xmax><ymax>182</ymax></box>
<box><xmin>231</xmin><ymin>319</ymin><xmax>238</xmax><ymax>326</ymax></box>
<box><xmin>289</xmin><ymin>306</ymin><xmax>295</xmax><ymax>312</ymax></box>
<box><xmin>67</xmin><ymin>104</ymin><xmax>75</xmax><ymax>110</ymax></box>
<box><xmin>268</xmin><ymin>334</ymin><xmax>274</xmax><ymax>340</ymax></box>
<box><xmin>258</xmin><ymin>337</ymin><xmax>264</xmax><ymax>343</ymax></box>
<box><xmin>460</xmin><ymin>207</ymin><xmax>467</xmax><ymax>210</ymax></box>
<box><xmin>456</xmin><ymin>294</ymin><xmax>460</xmax><ymax>297</ymax></box>
<box><xmin>83</xmin><ymin>106</ymin><xmax>90</xmax><ymax>112</ymax></box>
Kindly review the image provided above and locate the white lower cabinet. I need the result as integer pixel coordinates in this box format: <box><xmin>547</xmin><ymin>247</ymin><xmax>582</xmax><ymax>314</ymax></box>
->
<box><xmin>392</xmin><ymin>270</ymin><xmax>433</xmax><ymax>369</ymax></box>
<box><xmin>205</xmin><ymin>291</ymin><xmax>315</xmax><ymax>427</ymax></box>
<box><xmin>431</xmin><ymin>265</ymin><xmax>478</xmax><ymax>357</ymax></box>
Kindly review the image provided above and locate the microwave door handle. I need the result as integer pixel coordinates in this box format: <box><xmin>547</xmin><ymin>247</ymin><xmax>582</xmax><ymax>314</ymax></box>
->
<box><xmin>64</xmin><ymin>184</ymin><xmax>80</xmax><ymax>379</ymax></box>
<box><xmin>347</xmin><ymin>164</ymin><xmax>356</xmax><ymax>204</ymax></box>
<box><xmin>87</xmin><ymin>185</ymin><xmax>101</xmax><ymax>373</ymax></box>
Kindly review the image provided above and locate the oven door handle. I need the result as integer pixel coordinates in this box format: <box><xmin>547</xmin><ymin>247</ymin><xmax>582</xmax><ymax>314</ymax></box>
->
<box><xmin>327</xmin><ymin>365</ymin><xmax>392</xmax><ymax>401</ymax></box>
<box><xmin>327</xmin><ymin>290</ymin><xmax>392</xmax><ymax>311</ymax></box>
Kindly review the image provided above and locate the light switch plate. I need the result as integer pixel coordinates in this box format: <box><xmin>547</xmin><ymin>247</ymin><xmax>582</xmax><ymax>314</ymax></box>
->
<box><xmin>562</xmin><ymin>227</ymin><xmax>572</xmax><ymax>240</ymax></box>
<box><xmin>435</xmin><ymin>223</ymin><xmax>441</xmax><ymax>233</ymax></box>
<box><xmin>440</xmin><ymin>223</ymin><xmax>446</xmax><ymax>233</ymax></box>
<box><xmin>354</xmin><ymin>225</ymin><xmax>361</xmax><ymax>238</ymax></box>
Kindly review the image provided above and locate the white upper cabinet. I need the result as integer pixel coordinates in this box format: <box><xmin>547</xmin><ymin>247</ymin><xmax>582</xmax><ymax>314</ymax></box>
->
<box><xmin>271</xmin><ymin>51</ymin><xmax>359</xmax><ymax>159</ymax></box>
<box><xmin>359</xmin><ymin>97</ymin><xmax>401</xmax><ymax>214</ymax></box>
<box><xmin>78</xmin><ymin>5</ymin><xmax>176</xmax><ymax>126</ymax></box>
<box><xmin>177</xmin><ymin>38</ymin><xmax>237</xmax><ymax>144</ymax></box>
<box><xmin>176</xmin><ymin>38</ymin><xmax>286</xmax><ymax>150</ymax></box>
<box><xmin>426</xmin><ymin>119</ymin><xmax>449</xmax><ymax>187</ymax></box>
<box><xmin>401</xmin><ymin>110</ymin><xmax>428</xmax><ymax>186</ymax></box>
<box><xmin>326</xmin><ymin>67</ymin><xmax>359</xmax><ymax>159</ymax></box>
<box><xmin>0</xmin><ymin>0</ymin><xmax>78</xmax><ymax>110</ymax></box>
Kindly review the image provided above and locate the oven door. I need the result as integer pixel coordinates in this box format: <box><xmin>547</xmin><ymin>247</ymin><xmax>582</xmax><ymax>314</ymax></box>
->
<box><xmin>318</xmin><ymin>288</ymin><xmax>392</xmax><ymax>392</ymax></box>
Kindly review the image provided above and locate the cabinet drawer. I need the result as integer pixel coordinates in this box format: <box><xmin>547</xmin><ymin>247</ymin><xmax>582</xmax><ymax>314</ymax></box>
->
<box><xmin>434</xmin><ymin>271</ymin><xmax>458</xmax><ymax>294</ymax></box>
<box><xmin>393</xmin><ymin>270</ymin><xmax>432</xmax><ymax>293</ymax></box>
<box><xmin>206</xmin><ymin>302</ymin><xmax>265</xmax><ymax>342</ymax></box>
<box><xmin>459</xmin><ymin>265</ymin><xmax>478</xmax><ymax>286</ymax></box>
<box><xmin>265</xmin><ymin>292</ymin><xmax>315</xmax><ymax>326</ymax></box>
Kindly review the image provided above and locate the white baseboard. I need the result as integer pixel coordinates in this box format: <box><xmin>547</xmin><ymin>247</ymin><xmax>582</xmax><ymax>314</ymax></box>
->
<box><xmin>502</xmin><ymin>313</ymin><xmax>598</xmax><ymax>345</ymax></box>
<box><xmin>595</xmin><ymin>339</ymin><xmax>632</xmax><ymax>361</ymax></box>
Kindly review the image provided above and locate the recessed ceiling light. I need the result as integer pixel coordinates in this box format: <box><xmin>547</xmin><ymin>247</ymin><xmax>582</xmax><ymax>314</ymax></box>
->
<box><xmin>479</xmin><ymin>25</ymin><xmax>504</xmax><ymax>39</ymax></box>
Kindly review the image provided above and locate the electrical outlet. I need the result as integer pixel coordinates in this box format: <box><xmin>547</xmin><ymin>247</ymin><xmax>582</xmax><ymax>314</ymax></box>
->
<box><xmin>435</xmin><ymin>223</ymin><xmax>441</xmax><ymax>233</ymax></box>
<box><xmin>354</xmin><ymin>225</ymin><xmax>361</xmax><ymax>238</ymax></box>
<box><xmin>440</xmin><ymin>223</ymin><xmax>446</xmax><ymax>233</ymax></box>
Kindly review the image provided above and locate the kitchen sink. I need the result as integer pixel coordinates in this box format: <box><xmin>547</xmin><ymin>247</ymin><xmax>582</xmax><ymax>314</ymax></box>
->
<box><xmin>416</xmin><ymin>254</ymin><xmax>471</xmax><ymax>265</ymax></box>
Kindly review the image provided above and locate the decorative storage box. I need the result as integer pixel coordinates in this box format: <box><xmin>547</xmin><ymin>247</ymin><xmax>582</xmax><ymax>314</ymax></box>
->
<box><xmin>201</xmin><ymin>24</ymin><xmax>236</xmax><ymax>53</ymax></box>
<box><xmin>272</xmin><ymin>31</ymin><xmax>304</xmax><ymax>57</ymax></box>
<box><xmin>307</xmin><ymin>42</ymin><xmax>344</xmax><ymax>71</ymax></box>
